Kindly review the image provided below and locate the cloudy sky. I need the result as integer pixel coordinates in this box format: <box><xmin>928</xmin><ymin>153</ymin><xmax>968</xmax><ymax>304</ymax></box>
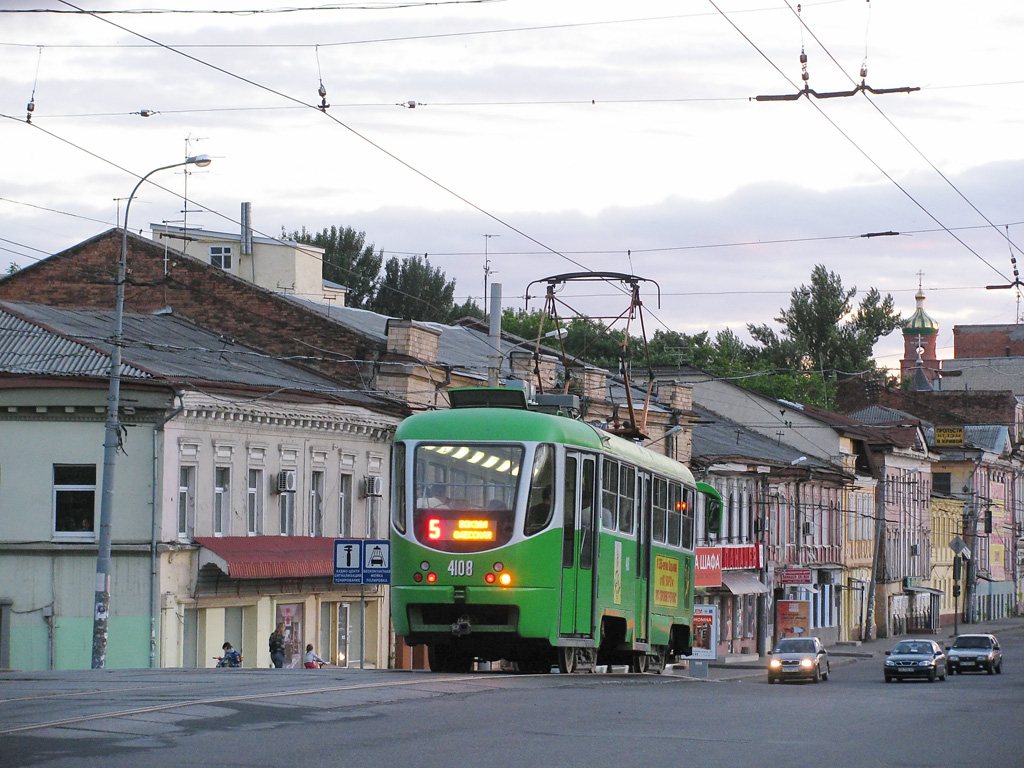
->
<box><xmin>3</xmin><ymin>0</ymin><xmax>1024</xmax><ymax>373</ymax></box>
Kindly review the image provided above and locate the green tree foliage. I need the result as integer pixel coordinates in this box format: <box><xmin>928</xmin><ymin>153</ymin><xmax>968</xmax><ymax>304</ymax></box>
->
<box><xmin>6</xmin><ymin>262</ymin><xmax>19</xmax><ymax>275</ymax></box>
<box><xmin>369</xmin><ymin>254</ymin><xmax>458</xmax><ymax>323</ymax></box>
<box><xmin>289</xmin><ymin>225</ymin><xmax>383</xmax><ymax>308</ymax></box>
<box><xmin>745</xmin><ymin>265</ymin><xmax>901</xmax><ymax>406</ymax></box>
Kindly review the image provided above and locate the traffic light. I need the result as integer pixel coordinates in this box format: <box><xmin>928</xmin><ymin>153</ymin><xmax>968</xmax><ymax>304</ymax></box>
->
<box><xmin>953</xmin><ymin>555</ymin><xmax>962</xmax><ymax>581</ymax></box>
<box><xmin>984</xmin><ymin>508</ymin><xmax>993</xmax><ymax>534</ymax></box>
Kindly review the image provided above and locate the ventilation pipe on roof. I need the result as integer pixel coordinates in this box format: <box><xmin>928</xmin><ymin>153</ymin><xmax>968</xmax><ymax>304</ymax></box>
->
<box><xmin>241</xmin><ymin>202</ymin><xmax>253</xmax><ymax>256</ymax></box>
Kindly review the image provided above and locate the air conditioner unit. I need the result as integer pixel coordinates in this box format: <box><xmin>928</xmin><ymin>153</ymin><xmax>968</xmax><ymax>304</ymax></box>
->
<box><xmin>365</xmin><ymin>476</ymin><xmax>383</xmax><ymax>497</ymax></box>
<box><xmin>277</xmin><ymin>469</ymin><xmax>297</xmax><ymax>493</ymax></box>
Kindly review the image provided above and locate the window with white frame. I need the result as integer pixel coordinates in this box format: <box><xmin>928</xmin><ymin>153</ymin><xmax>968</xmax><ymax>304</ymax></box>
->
<box><xmin>339</xmin><ymin>473</ymin><xmax>353</xmax><ymax>536</ymax></box>
<box><xmin>280</xmin><ymin>483</ymin><xmax>296</xmax><ymax>536</ymax></box>
<box><xmin>178</xmin><ymin>465</ymin><xmax>196</xmax><ymax>538</ymax></box>
<box><xmin>214</xmin><ymin>466</ymin><xmax>230</xmax><ymax>536</ymax></box>
<box><xmin>247</xmin><ymin>468</ymin><xmax>264</xmax><ymax>535</ymax></box>
<box><xmin>210</xmin><ymin>244</ymin><xmax>233</xmax><ymax>270</ymax></box>
<box><xmin>310</xmin><ymin>470</ymin><xmax>325</xmax><ymax>537</ymax></box>
<box><xmin>53</xmin><ymin>464</ymin><xmax>97</xmax><ymax>538</ymax></box>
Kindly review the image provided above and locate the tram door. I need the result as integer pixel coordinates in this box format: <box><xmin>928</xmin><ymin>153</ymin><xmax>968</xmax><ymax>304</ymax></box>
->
<box><xmin>635</xmin><ymin>471</ymin><xmax>652</xmax><ymax>643</ymax></box>
<box><xmin>559</xmin><ymin>452</ymin><xmax>597</xmax><ymax>636</ymax></box>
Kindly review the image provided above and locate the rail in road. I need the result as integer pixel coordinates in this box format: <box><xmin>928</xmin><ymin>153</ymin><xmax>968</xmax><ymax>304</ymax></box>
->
<box><xmin>0</xmin><ymin>671</ymin><xmax>510</xmax><ymax>737</ymax></box>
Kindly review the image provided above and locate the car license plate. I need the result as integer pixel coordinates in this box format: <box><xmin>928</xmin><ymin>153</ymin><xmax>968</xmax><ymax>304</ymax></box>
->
<box><xmin>962</xmin><ymin>661</ymin><xmax>974</xmax><ymax>666</ymax></box>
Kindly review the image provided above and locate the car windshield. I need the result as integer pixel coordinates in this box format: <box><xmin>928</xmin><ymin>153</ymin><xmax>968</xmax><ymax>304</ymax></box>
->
<box><xmin>892</xmin><ymin>642</ymin><xmax>932</xmax><ymax>655</ymax></box>
<box><xmin>776</xmin><ymin>639</ymin><xmax>815</xmax><ymax>654</ymax></box>
<box><xmin>953</xmin><ymin>636</ymin><xmax>992</xmax><ymax>649</ymax></box>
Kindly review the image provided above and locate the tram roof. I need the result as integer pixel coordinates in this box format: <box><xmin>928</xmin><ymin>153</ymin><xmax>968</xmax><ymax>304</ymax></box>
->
<box><xmin>396</xmin><ymin>407</ymin><xmax>695</xmax><ymax>484</ymax></box>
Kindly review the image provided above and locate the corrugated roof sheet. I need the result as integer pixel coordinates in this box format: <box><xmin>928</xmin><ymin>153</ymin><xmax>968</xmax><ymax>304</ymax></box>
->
<box><xmin>0</xmin><ymin>301</ymin><xmax>368</xmax><ymax>397</ymax></box>
<box><xmin>0</xmin><ymin>304</ymin><xmax>151</xmax><ymax>379</ymax></box>
<box><xmin>196</xmin><ymin>536</ymin><xmax>336</xmax><ymax>579</ymax></box>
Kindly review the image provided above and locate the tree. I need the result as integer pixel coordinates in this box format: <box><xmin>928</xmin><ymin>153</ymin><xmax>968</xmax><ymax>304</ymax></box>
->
<box><xmin>746</xmin><ymin>265</ymin><xmax>901</xmax><ymax>406</ymax></box>
<box><xmin>6</xmin><ymin>262</ymin><xmax>19</xmax><ymax>275</ymax></box>
<box><xmin>289</xmin><ymin>225</ymin><xmax>383</xmax><ymax>308</ymax></box>
<box><xmin>369</xmin><ymin>254</ymin><xmax>457</xmax><ymax>323</ymax></box>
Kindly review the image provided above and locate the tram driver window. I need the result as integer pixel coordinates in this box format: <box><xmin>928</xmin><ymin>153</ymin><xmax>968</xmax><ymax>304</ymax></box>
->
<box><xmin>525</xmin><ymin>444</ymin><xmax>556</xmax><ymax>536</ymax></box>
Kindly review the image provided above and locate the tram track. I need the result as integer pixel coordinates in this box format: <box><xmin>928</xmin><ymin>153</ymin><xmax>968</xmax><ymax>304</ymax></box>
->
<box><xmin>0</xmin><ymin>673</ymin><xmax>501</xmax><ymax>736</ymax></box>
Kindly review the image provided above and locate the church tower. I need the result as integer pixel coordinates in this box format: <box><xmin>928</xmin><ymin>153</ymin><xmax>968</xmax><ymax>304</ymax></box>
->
<box><xmin>900</xmin><ymin>279</ymin><xmax>940</xmax><ymax>387</ymax></box>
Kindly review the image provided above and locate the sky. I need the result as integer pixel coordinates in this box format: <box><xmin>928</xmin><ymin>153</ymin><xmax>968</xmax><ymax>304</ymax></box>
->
<box><xmin>3</xmin><ymin>0</ymin><xmax>1024</xmax><ymax>375</ymax></box>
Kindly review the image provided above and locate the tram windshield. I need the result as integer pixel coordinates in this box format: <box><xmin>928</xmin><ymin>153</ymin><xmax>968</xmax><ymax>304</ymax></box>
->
<box><xmin>413</xmin><ymin>443</ymin><xmax>524</xmax><ymax>552</ymax></box>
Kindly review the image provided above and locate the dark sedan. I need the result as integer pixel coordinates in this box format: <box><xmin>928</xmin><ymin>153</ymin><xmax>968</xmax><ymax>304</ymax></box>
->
<box><xmin>884</xmin><ymin>638</ymin><xmax>947</xmax><ymax>682</ymax></box>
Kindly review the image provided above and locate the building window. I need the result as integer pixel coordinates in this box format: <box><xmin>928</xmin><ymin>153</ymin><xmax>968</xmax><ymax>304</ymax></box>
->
<box><xmin>210</xmin><ymin>245</ymin><xmax>232</xmax><ymax>270</ymax></box>
<box><xmin>53</xmin><ymin>464</ymin><xmax>97</xmax><ymax>538</ymax></box>
<box><xmin>178</xmin><ymin>466</ymin><xmax>196</xmax><ymax>538</ymax></box>
<box><xmin>247</xmin><ymin>468</ymin><xmax>264</xmax><ymax>535</ymax></box>
<box><xmin>214</xmin><ymin>466</ymin><xmax>230</xmax><ymax>536</ymax></box>
<box><xmin>280</xmin><ymin>487</ymin><xmax>295</xmax><ymax>536</ymax></box>
<box><xmin>310</xmin><ymin>470</ymin><xmax>325</xmax><ymax>537</ymax></box>
<box><xmin>339</xmin><ymin>473</ymin><xmax>353</xmax><ymax>536</ymax></box>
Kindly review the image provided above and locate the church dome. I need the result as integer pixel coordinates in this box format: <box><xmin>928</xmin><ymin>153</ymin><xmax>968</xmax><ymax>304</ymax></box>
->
<box><xmin>903</xmin><ymin>287</ymin><xmax>938</xmax><ymax>336</ymax></box>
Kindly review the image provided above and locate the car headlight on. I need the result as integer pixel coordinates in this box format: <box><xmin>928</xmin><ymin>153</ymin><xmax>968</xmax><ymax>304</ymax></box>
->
<box><xmin>918</xmin><ymin>660</ymin><xmax>933</xmax><ymax>667</ymax></box>
<box><xmin>800</xmin><ymin>658</ymin><xmax>813</xmax><ymax>669</ymax></box>
<box><xmin>769</xmin><ymin>659</ymin><xmax>781</xmax><ymax>669</ymax></box>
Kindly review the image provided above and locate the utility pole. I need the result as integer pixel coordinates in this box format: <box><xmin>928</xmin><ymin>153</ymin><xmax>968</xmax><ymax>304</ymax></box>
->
<box><xmin>864</xmin><ymin>473</ymin><xmax>885</xmax><ymax>642</ymax></box>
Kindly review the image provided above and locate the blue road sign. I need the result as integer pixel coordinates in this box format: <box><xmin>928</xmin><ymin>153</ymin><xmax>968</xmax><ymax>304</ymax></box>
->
<box><xmin>334</xmin><ymin>539</ymin><xmax>391</xmax><ymax>585</ymax></box>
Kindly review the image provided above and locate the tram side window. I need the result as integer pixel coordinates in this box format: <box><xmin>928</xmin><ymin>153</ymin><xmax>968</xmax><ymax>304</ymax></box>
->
<box><xmin>681</xmin><ymin>487</ymin><xmax>695</xmax><ymax>549</ymax></box>
<box><xmin>392</xmin><ymin>443</ymin><xmax>406</xmax><ymax>533</ymax></box>
<box><xmin>601</xmin><ymin>459</ymin><xmax>618</xmax><ymax>530</ymax></box>
<box><xmin>618</xmin><ymin>465</ymin><xmax>635</xmax><ymax>534</ymax></box>
<box><xmin>525</xmin><ymin>443</ymin><xmax>556</xmax><ymax>536</ymax></box>
<box><xmin>562</xmin><ymin>455</ymin><xmax>577</xmax><ymax>567</ymax></box>
<box><xmin>652</xmin><ymin>477</ymin><xmax>668</xmax><ymax>543</ymax></box>
<box><xmin>667</xmin><ymin>483</ymin><xmax>682</xmax><ymax>547</ymax></box>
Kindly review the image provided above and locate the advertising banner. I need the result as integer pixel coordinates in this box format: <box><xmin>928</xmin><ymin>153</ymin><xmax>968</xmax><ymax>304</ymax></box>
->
<box><xmin>695</xmin><ymin>547</ymin><xmax>722</xmax><ymax>588</ymax></box>
<box><xmin>776</xmin><ymin>600</ymin><xmax>811</xmax><ymax>641</ymax></box>
<box><xmin>679</xmin><ymin>605</ymin><xmax>718</xmax><ymax>660</ymax></box>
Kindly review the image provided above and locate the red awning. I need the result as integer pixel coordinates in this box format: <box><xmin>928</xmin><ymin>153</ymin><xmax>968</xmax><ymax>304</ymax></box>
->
<box><xmin>195</xmin><ymin>536</ymin><xmax>336</xmax><ymax>579</ymax></box>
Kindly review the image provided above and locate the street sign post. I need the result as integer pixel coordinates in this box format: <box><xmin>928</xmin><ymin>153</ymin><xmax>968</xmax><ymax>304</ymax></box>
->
<box><xmin>334</xmin><ymin>539</ymin><xmax>391</xmax><ymax>669</ymax></box>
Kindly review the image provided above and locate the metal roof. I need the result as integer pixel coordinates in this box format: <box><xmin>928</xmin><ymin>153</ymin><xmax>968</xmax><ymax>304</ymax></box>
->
<box><xmin>690</xmin><ymin>403</ymin><xmax>824</xmax><ymax>468</ymax></box>
<box><xmin>195</xmin><ymin>536</ymin><xmax>335</xmax><ymax>579</ymax></box>
<box><xmin>0</xmin><ymin>303</ymin><xmax>150</xmax><ymax>379</ymax></box>
<box><xmin>0</xmin><ymin>301</ymin><xmax>368</xmax><ymax>397</ymax></box>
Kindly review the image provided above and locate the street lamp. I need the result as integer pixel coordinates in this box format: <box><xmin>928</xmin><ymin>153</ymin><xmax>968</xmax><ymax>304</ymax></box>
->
<box><xmin>91</xmin><ymin>154</ymin><xmax>212</xmax><ymax>669</ymax></box>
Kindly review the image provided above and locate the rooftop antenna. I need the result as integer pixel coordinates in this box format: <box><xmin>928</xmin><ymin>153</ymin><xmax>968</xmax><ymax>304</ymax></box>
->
<box><xmin>483</xmin><ymin>234</ymin><xmax>499</xmax><ymax>320</ymax></box>
<box><xmin>180</xmin><ymin>135</ymin><xmax>208</xmax><ymax>257</ymax></box>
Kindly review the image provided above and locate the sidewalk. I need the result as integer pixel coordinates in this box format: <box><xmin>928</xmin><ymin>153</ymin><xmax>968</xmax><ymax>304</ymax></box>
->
<box><xmin>666</xmin><ymin>615</ymin><xmax>1024</xmax><ymax>682</ymax></box>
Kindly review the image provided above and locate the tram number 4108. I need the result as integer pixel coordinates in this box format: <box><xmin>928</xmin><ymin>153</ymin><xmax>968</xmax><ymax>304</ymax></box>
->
<box><xmin>447</xmin><ymin>560</ymin><xmax>474</xmax><ymax>576</ymax></box>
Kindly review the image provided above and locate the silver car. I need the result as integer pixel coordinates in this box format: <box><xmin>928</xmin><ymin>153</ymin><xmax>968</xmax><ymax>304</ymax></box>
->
<box><xmin>768</xmin><ymin>636</ymin><xmax>830</xmax><ymax>683</ymax></box>
<box><xmin>947</xmin><ymin>633</ymin><xmax>1002</xmax><ymax>675</ymax></box>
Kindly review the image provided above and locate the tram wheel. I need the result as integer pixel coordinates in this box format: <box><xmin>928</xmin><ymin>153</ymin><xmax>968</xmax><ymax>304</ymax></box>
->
<box><xmin>629</xmin><ymin>652</ymin><xmax>649</xmax><ymax>674</ymax></box>
<box><xmin>648</xmin><ymin>647</ymin><xmax>668</xmax><ymax>674</ymax></box>
<box><xmin>558</xmin><ymin>647</ymin><xmax>577</xmax><ymax>674</ymax></box>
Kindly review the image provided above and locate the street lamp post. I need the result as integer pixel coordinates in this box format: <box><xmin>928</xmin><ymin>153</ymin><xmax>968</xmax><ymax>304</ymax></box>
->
<box><xmin>91</xmin><ymin>154</ymin><xmax>211</xmax><ymax>669</ymax></box>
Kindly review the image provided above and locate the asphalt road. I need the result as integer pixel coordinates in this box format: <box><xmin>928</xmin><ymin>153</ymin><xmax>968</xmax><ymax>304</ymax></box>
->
<box><xmin>2</xmin><ymin>626</ymin><xmax>1022</xmax><ymax>768</ymax></box>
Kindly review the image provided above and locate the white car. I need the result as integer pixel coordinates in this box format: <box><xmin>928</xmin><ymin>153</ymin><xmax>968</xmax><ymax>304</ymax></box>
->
<box><xmin>947</xmin><ymin>634</ymin><xmax>1002</xmax><ymax>675</ymax></box>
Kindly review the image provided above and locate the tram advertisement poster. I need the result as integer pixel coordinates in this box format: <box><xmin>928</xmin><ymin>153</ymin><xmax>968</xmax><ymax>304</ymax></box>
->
<box><xmin>776</xmin><ymin>600</ymin><xmax>811</xmax><ymax>640</ymax></box>
<box><xmin>679</xmin><ymin>605</ymin><xmax>718</xmax><ymax>661</ymax></box>
<box><xmin>653</xmin><ymin>554</ymin><xmax>679</xmax><ymax>607</ymax></box>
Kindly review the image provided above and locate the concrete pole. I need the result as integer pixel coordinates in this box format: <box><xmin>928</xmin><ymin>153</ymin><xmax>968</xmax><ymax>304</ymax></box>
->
<box><xmin>864</xmin><ymin>475</ymin><xmax>885</xmax><ymax>642</ymax></box>
<box><xmin>487</xmin><ymin>283</ymin><xmax>502</xmax><ymax>387</ymax></box>
<box><xmin>92</xmin><ymin>156</ymin><xmax>210</xmax><ymax>669</ymax></box>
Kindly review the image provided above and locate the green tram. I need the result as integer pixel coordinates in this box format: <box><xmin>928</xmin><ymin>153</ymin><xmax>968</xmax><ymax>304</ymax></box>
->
<box><xmin>390</xmin><ymin>388</ymin><xmax>722</xmax><ymax>673</ymax></box>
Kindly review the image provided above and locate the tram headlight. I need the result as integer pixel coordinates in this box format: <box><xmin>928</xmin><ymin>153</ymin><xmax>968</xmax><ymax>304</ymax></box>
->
<box><xmin>498</xmin><ymin>572</ymin><xmax>512</xmax><ymax>587</ymax></box>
